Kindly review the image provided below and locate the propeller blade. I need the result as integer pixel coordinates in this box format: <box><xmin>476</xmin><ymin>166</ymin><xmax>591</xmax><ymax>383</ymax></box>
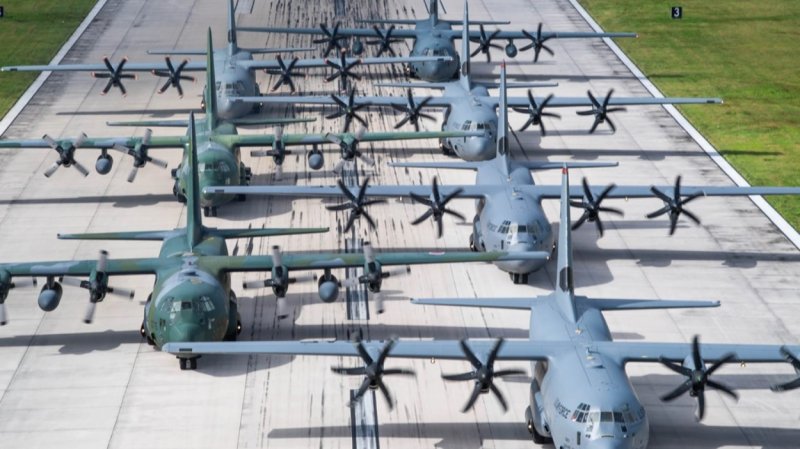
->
<box><xmin>83</xmin><ymin>301</ymin><xmax>97</xmax><ymax>324</ymax></box>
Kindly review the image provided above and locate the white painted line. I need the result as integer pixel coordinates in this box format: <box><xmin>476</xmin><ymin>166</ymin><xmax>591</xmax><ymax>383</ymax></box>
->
<box><xmin>568</xmin><ymin>0</ymin><xmax>800</xmax><ymax>249</ymax></box>
<box><xmin>0</xmin><ymin>0</ymin><xmax>110</xmax><ymax>136</ymax></box>
<box><xmin>350</xmin><ymin>390</ymin><xmax>380</xmax><ymax>449</ymax></box>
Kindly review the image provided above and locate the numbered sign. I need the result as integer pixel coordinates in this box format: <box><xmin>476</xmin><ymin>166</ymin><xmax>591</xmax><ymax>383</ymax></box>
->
<box><xmin>671</xmin><ymin>6</ymin><xmax>683</xmax><ymax>19</ymax></box>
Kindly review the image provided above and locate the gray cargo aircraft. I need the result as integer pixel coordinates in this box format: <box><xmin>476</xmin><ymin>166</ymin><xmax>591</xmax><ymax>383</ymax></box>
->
<box><xmin>238</xmin><ymin>0</ymin><xmax>636</xmax><ymax>82</ymax></box>
<box><xmin>167</xmin><ymin>166</ymin><xmax>800</xmax><ymax>446</ymax></box>
<box><xmin>205</xmin><ymin>65</ymin><xmax>800</xmax><ymax>283</ymax></box>
<box><xmin>231</xmin><ymin>2</ymin><xmax>722</xmax><ymax>161</ymax></box>
<box><xmin>0</xmin><ymin>0</ymin><xmax>451</xmax><ymax>121</ymax></box>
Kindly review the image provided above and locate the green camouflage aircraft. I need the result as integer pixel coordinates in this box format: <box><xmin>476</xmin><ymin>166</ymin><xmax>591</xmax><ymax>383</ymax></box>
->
<box><xmin>0</xmin><ymin>29</ymin><xmax>480</xmax><ymax>217</ymax></box>
<box><xmin>0</xmin><ymin>113</ymin><xmax>547</xmax><ymax>370</ymax></box>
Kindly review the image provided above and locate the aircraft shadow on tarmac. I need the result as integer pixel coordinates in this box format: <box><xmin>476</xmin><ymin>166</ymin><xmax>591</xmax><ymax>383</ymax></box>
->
<box><xmin>0</xmin><ymin>194</ymin><xmax>177</xmax><ymax>208</ymax></box>
<box><xmin>0</xmin><ymin>329</ymin><xmax>142</xmax><ymax>354</ymax></box>
<box><xmin>266</xmin><ymin>421</ymin><xmax>800</xmax><ymax>449</ymax></box>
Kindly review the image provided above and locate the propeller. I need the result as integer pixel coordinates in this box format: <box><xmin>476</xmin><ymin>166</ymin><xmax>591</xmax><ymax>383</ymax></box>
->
<box><xmin>646</xmin><ymin>176</ymin><xmax>703</xmax><ymax>235</ymax></box>
<box><xmin>314</xmin><ymin>23</ymin><xmax>349</xmax><ymax>57</ymax></box>
<box><xmin>659</xmin><ymin>335</ymin><xmax>738</xmax><ymax>421</ymax></box>
<box><xmin>470</xmin><ymin>25</ymin><xmax>502</xmax><ymax>62</ymax></box>
<box><xmin>442</xmin><ymin>339</ymin><xmax>525</xmax><ymax>412</ymax></box>
<box><xmin>327</xmin><ymin>89</ymin><xmax>368</xmax><ymax>133</ymax></box>
<box><xmin>327</xmin><ymin>127</ymin><xmax>375</xmax><ymax>173</ymax></box>
<box><xmin>62</xmin><ymin>250</ymin><xmax>135</xmax><ymax>324</ymax></box>
<box><xmin>325</xmin><ymin>49</ymin><xmax>362</xmax><ymax>92</ymax></box>
<box><xmin>327</xmin><ymin>177</ymin><xmax>386</xmax><ymax>233</ymax></box>
<box><xmin>391</xmin><ymin>89</ymin><xmax>435</xmax><ymax>131</ymax></box>
<box><xmin>570</xmin><ymin>178</ymin><xmax>623</xmax><ymax>237</ymax></box>
<box><xmin>91</xmin><ymin>57</ymin><xmax>137</xmax><ymax>96</ymax></box>
<box><xmin>42</xmin><ymin>133</ymin><xmax>90</xmax><ymax>177</ymax></box>
<box><xmin>770</xmin><ymin>347</ymin><xmax>800</xmax><ymax>392</ymax></box>
<box><xmin>519</xmin><ymin>23</ymin><xmax>554</xmax><ymax>63</ymax></box>
<box><xmin>409</xmin><ymin>177</ymin><xmax>464</xmax><ymax>238</ymax></box>
<box><xmin>576</xmin><ymin>89</ymin><xmax>627</xmax><ymax>133</ymax></box>
<box><xmin>268</xmin><ymin>55</ymin><xmax>303</xmax><ymax>93</ymax></box>
<box><xmin>331</xmin><ymin>339</ymin><xmax>415</xmax><ymax>409</ymax></box>
<box><xmin>511</xmin><ymin>91</ymin><xmax>561</xmax><ymax>136</ymax></box>
<box><xmin>366</xmin><ymin>25</ymin><xmax>401</xmax><ymax>57</ymax></box>
<box><xmin>111</xmin><ymin>128</ymin><xmax>169</xmax><ymax>182</ymax></box>
<box><xmin>152</xmin><ymin>57</ymin><xmax>195</xmax><ymax>97</ymax></box>
<box><xmin>251</xmin><ymin>127</ymin><xmax>291</xmax><ymax>179</ymax></box>
<box><xmin>341</xmin><ymin>242</ymin><xmax>409</xmax><ymax>308</ymax></box>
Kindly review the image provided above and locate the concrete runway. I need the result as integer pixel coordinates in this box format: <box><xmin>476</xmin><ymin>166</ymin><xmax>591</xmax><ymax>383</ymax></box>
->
<box><xmin>0</xmin><ymin>0</ymin><xmax>798</xmax><ymax>448</ymax></box>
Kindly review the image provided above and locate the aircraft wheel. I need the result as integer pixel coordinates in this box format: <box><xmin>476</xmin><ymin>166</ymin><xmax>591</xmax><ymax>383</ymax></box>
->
<box><xmin>469</xmin><ymin>234</ymin><xmax>478</xmax><ymax>252</ymax></box>
<box><xmin>203</xmin><ymin>207</ymin><xmax>210</xmax><ymax>217</ymax></box>
<box><xmin>236</xmin><ymin>194</ymin><xmax>246</xmax><ymax>202</ymax></box>
<box><xmin>179</xmin><ymin>358</ymin><xmax>188</xmax><ymax>370</ymax></box>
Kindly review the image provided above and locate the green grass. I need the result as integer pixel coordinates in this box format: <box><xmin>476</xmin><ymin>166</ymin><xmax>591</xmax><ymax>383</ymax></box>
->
<box><xmin>0</xmin><ymin>0</ymin><xmax>97</xmax><ymax>114</ymax></box>
<box><xmin>579</xmin><ymin>0</ymin><xmax>800</xmax><ymax>229</ymax></box>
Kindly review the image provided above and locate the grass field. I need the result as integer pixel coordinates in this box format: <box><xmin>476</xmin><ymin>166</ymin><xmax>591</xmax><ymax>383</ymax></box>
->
<box><xmin>0</xmin><ymin>0</ymin><xmax>98</xmax><ymax>114</ymax></box>
<box><xmin>579</xmin><ymin>0</ymin><xmax>800</xmax><ymax>229</ymax></box>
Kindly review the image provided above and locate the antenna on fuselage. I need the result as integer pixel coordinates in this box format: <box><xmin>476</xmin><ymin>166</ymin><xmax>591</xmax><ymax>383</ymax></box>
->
<box><xmin>227</xmin><ymin>0</ymin><xmax>239</xmax><ymax>53</ymax></box>
<box><xmin>459</xmin><ymin>0</ymin><xmax>471</xmax><ymax>90</ymax></box>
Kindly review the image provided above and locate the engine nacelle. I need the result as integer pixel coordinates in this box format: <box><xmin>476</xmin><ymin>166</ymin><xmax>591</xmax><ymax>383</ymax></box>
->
<box><xmin>95</xmin><ymin>153</ymin><xmax>114</xmax><ymax>175</ymax></box>
<box><xmin>38</xmin><ymin>282</ymin><xmax>63</xmax><ymax>312</ymax></box>
<box><xmin>317</xmin><ymin>274</ymin><xmax>339</xmax><ymax>303</ymax></box>
<box><xmin>505</xmin><ymin>42</ymin><xmax>518</xmax><ymax>58</ymax></box>
<box><xmin>308</xmin><ymin>149</ymin><xmax>324</xmax><ymax>171</ymax></box>
<box><xmin>350</xmin><ymin>39</ymin><xmax>365</xmax><ymax>56</ymax></box>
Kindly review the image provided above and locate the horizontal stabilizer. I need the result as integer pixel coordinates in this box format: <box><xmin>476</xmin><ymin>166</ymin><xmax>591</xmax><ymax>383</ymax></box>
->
<box><xmin>210</xmin><ymin>227</ymin><xmax>329</xmax><ymax>239</ymax></box>
<box><xmin>355</xmin><ymin>19</ymin><xmax>419</xmax><ymax>25</ymax></box>
<box><xmin>107</xmin><ymin>119</ymin><xmax>189</xmax><ymax>127</ymax></box>
<box><xmin>412</xmin><ymin>297</ymin><xmax>548</xmax><ymax>309</ymax></box>
<box><xmin>148</xmin><ymin>48</ymin><xmax>313</xmax><ymax>55</ymax></box>
<box><xmin>519</xmin><ymin>161</ymin><xmax>619</xmax><ymax>170</ymax></box>
<box><xmin>481</xmin><ymin>82</ymin><xmax>559</xmax><ymax>89</ymax></box>
<box><xmin>229</xmin><ymin>117</ymin><xmax>315</xmax><ymax>127</ymax></box>
<box><xmin>375</xmin><ymin>82</ymin><xmax>448</xmax><ymax>90</ymax></box>
<box><xmin>578</xmin><ymin>297</ymin><xmax>720</xmax><ymax>311</ymax></box>
<box><xmin>389</xmin><ymin>161</ymin><xmax>481</xmax><ymax>171</ymax></box>
<box><xmin>58</xmin><ymin>230</ymin><xmax>177</xmax><ymax>241</ymax></box>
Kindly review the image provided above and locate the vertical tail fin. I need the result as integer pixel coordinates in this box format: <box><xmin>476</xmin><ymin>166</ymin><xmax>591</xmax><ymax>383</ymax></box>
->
<box><xmin>186</xmin><ymin>112</ymin><xmax>204</xmax><ymax>249</ymax></box>
<box><xmin>495</xmin><ymin>64</ymin><xmax>510</xmax><ymax>175</ymax></box>
<box><xmin>459</xmin><ymin>0</ymin><xmax>471</xmax><ymax>90</ymax></box>
<box><xmin>428</xmin><ymin>0</ymin><xmax>439</xmax><ymax>24</ymax></box>
<box><xmin>227</xmin><ymin>0</ymin><xmax>238</xmax><ymax>50</ymax></box>
<box><xmin>555</xmin><ymin>166</ymin><xmax>578</xmax><ymax>321</ymax></box>
<box><xmin>205</xmin><ymin>28</ymin><xmax>218</xmax><ymax>130</ymax></box>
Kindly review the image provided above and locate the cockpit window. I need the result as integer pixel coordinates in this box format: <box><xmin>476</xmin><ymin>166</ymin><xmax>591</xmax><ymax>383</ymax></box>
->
<box><xmin>199</xmin><ymin>161</ymin><xmax>232</xmax><ymax>173</ymax></box>
<box><xmin>198</xmin><ymin>296</ymin><xmax>215</xmax><ymax>312</ymax></box>
<box><xmin>461</xmin><ymin>120</ymin><xmax>472</xmax><ymax>131</ymax></box>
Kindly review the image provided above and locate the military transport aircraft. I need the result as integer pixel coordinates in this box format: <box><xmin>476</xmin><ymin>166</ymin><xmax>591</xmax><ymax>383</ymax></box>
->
<box><xmin>238</xmin><ymin>0</ymin><xmax>636</xmax><ymax>82</ymax></box>
<box><xmin>0</xmin><ymin>30</ymin><xmax>480</xmax><ymax>217</ymax></box>
<box><xmin>0</xmin><ymin>0</ymin><xmax>452</xmax><ymax>121</ymax></box>
<box><xmin>167</xmin><ymin>167</ymin><xmax>800</xmax><ymax>448</ymax></box>
<box><xmin>205</xmin><ymin>65</ymin><xmax>800</xmax><ymax>283</ymax></box>
<box><xmin>0</xmin><ymin>113</ymin><xmax>546</xmax><ymax>370</ymax></box>
<box><xmin>231</xmin><ymin>2</ymin><xmax>722</xmax><ymax>161</ymax></box>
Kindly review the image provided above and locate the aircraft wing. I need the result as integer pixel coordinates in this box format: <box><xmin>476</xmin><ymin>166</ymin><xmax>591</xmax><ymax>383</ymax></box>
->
<box><xmin>495</xmin><ymin>95</ymin><xmax>723</xmax><ymax>109</ymax></box>
<box><xmin>0</xmin><ymin>135</ymin><xmax>186</xmax><ymax>149</ymax></box>
<box><xmin>234</xmin><ymin>26</ymin><xmax>420</xmax><ymax>39</ymax></box>
<box><xmin>164</xmin><ymin>339</ymin><xmax>558</xmax><ymax>361</ymax></box>
<box><xmin>598</xmin><ymin>341</ymin><xmax>800</xmax><ymax>365</ymax></box>
<box><xmin>204</xmin><ymin>184</ymin><xmax>495</xmax><ymax>199</ymax></box>
<box><xmin>526</xmin><ymin>184</ymin><xmax>800</xmax><ymax>200</ymax></box>
<box><xmin>240</xmin><ymin>55</ymin><xmax>451</xmax><ymax>71</ymax></box>
<box><xmin>0</xmin><ymin>257</ymin><xmax>163</xmax><ymax>278</ymax></box>
<box><xmin>200</xmin><ymin>250</ymin><xmax>548</xmax><ymax>274</ymax></box>
<box><xmin>1</xmin><ymin>61</ymin><xmax>205</xmax><ymax>73</ymax></box>
<box><xmin>436</xmin><ymin>29</ymin><xmax>638</xmax><ymax>41</ymax></box>
<box><xmin>232</xmin><ymin>95</ymin><xmax>453</xmax><ymax>108</ymax></box>
<box><xmin>214</xmin><ymin>130</ymin><xmax>480</xmax><ymax>147</ymax></box>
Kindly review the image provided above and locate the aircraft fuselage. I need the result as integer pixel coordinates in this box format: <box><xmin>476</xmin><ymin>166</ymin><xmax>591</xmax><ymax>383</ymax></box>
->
<box><xmin>142</xmin><ymin>234</ymin><xmax>240</xmax><ymax>354</ymax></box>
<box><xmin>469</xmin><ymin>160</ymin><xmax>553</xmax><ymax>277</ymax></box>
<box><xmin>407</xmin><ymin>21</ymin><xmax>460</xmax><ymax>82</ymax></box>
<box><xmin>524</xmin><ymin>294</ymin><xmax>650</xmax><ymax>449</ymax></box>
<box><xmin>174</xmin><ymin>121</ymin><xmax>249</xmax><ymax>213</ymax></box>
<box><xmin>439</xmin><ymin>83</ymin><xmax>498</xmax><ymax>161</ymax></box>
<box><xmin>209</xmin><ymin>47</ymin><xmax>260</xmax><ymax>121</ymax></box>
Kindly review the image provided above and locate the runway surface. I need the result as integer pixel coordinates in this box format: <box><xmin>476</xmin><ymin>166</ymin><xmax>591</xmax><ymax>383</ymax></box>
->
<box><xmin>0</xmin><ymin>0</ymin><xmax>797</xmax><ymax>448</ymax></box>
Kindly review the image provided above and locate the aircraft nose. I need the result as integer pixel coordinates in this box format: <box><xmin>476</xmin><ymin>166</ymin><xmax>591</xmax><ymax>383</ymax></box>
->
<box><xmin>494</xmin><ymin>243</ymin><xmax>545</xmax><ymax>274</ymax></box>
<box><xmin>584</xmin><ymin>438</ymin><xmax>634</xmax><ymax>449</ymax></box>
<box><xmin>462</xmin><ymin>136</ymin><xmax>494</xmax><ymax>161</ymax></box>
<box><xmin>167</xmin><ymin>323</ymin><xmax>207</xmax><ymax>343</ymax></box>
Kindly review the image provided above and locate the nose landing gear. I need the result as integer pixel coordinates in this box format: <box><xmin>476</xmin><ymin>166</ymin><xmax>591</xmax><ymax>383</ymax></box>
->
<box><xmin>179</xmin><ymin>356</ymin><xmax>200</xmax><ymax>370</ymax></box>
<box><xmin>510</xmin><ymin>272</ymin><xmax>529</xmax><ymax>285</ymax></box>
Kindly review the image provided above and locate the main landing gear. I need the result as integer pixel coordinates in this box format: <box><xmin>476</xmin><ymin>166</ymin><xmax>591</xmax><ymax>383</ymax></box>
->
<box><xmin>203</xmin><ymin>206</ymin><xmax>218</xmax><ymax>217</ymax></box>
<box><xmin>510</xmin><ymin>272</ymin><xmax>529</xmax><ymax>285</ymax></box>
<box><xmin>179</xmin><ymin>356</ymin><xmax>200</xmax><ymax>370</ymax></box>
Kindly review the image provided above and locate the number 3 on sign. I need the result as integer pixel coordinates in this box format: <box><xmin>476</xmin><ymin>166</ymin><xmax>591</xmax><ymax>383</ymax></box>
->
<box><xmin>671</xmin><ymin>6</ymin><xmax>683</xmax><ymax>19</ymax></box>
